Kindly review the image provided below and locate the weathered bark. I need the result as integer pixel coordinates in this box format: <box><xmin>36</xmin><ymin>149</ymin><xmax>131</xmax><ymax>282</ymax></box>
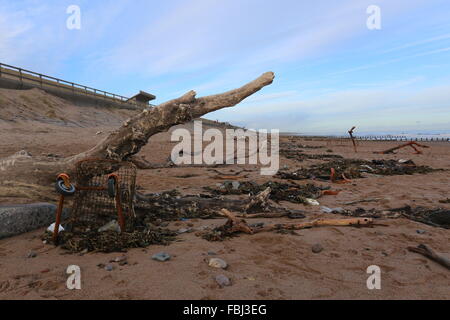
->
<box><xmin>0</xmin><ymin>72</ymin><xmax>274</xmax><ymax>197</ymax></box>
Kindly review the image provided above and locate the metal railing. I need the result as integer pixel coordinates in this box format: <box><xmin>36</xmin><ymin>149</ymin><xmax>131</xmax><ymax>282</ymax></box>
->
<box><xmin>0</xmin><ymin>62</ymin><xmax>150</xmax><ymax>108</ymax></box>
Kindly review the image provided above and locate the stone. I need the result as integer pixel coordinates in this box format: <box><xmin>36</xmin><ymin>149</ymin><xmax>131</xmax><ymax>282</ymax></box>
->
<box><xmin>208</xmin><ymin>258</ymin><xmax>227</xmax><ymax>269</ymax></box>
<box><xmin>0</xmin><ymin>203</ymin><xmax>70</xmax><ymax>239</ymax></box>
<box><xmin>177</xmin><ymin>228</ymin><xmax>192</xmax><ymax>234</ymax></box>
<box><xmin>152</xmin><ymin>252</ymin><xmax>171</xmax><ymax>262</ymax></box>
<box><xmin>105</xmin><ymin>264</ymin><xmax>113</xmax><ymax>271</ymax></box>
<box><xmin>305</xmin><ymin>198</ymin><xmax>320</xmax><ymax>206</ymax></box>
<box><xmin>113</xmin><ymin>255</ymin><xmax>127</xmax><ymax>263</ymax></box>
<box><xmin>416</xmin><ymin>229</ymin><xmax>426</xmax><ymax>234</ymax></box>
<box><xmin>231</xmin><ymin>181</ymin><xmax>240</xmax><ymax>190</ymax></box>
<box><xmin>207</xmin><ymin>251</ymin><xmax>217</xmax><ymax>256</ymax></box>
<box><xmin>311</xmin><ymin>243</ymin><xmax>323</xmax><ymax>253</ymax></box>
<box><xmin>215</xmin><ymin>274</ymin><xmax>231</xmax><ymax>287</ymax></box>
<box><xmin>27</xmin><ymin>250</ymin><xmax>37</xmax><ymax>258</ymax></box>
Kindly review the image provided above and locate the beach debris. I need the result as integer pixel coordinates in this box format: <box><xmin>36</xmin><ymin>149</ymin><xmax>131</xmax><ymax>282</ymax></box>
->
<box><xmin>98</xmin><ymin>220</ymin><xmax>121</xmax><ymax>233</ymax></box>
<box><xmin>277</xmin><ymin>158</ymin><xmax>438</xmax><ymax>182</ymax></box>
<box><xmin>321</xmin><ymin>206</ymin><xmax>344</xmax><ymax>214</ymax></box>
<box><xmin>390</xmin><ymin>206</ymin><xmax>450</xmax><ymax>229</ymax></box>
<box><xmin>205</xmin><ymin>181</ymin><xmax>326</xmax><ymax>204</ymax></box>
<box><xmin>209</xmin><ymin>258</ymin><xmax>228</xmax><ymax>269</ymax></box>
<box><xmin>43</xmin><ymin>226</ymin><xmax>176</xmax><ymax>253</ymax></box>
<box><xmin>47</xmin><ymin>222</ymin><xmax>64</xmax><ymax>233</ymax></box>
<box><xmin>330</xmin><ymin>168</ymin><xmax>352</xmax><ymax>184</ymax></box>
<box><xmin>407</xmin><ymin>244</ymin><xmax>450</xmax><ymax>270</ymax></box>
<box><xmin>177</xmin><ymin>228</ymin><xmax>192</xmax><ymax>234</ymax></box>
<box><xmin>271</xmin><ymin>217</ymin><xmax>373</xmax><ymax>231</ymax></box>
<box><xmin>311</xmin><ymin>243</ymin><xmax>324</xmax><ymax>253</ymax></box>
<box><xmin>335</xmin><ymin>206</ymin><xmax>449</xmax><ymax>228</ymax></box>
<box><xmin>244</xmin><ymin>187</ymin><xmax>272</xmax><ymax>213</ymax></box>
<box><xmin>27</xmin><ymin>250</ymin><xmax>37</xmax><ymax>258</ymax></box>
<box><xmin>219</xmin><ymin>209</ymin><xmax>253</xmax><ymax>235</ymax></box>
<box><xmin>375</xmin><ymin>141</ymin><xmax>430</xmax><ymax>155</ymax></box>
<box><xmin>305</xmin><ymin>198</ymin><xmax>320</xmax><ymax>206</ymax></box>
<box><xmin>152</xmin><ymin>252</ymin><xmax>171</xmax><ymax>262</ymax></box>
<box><xmin>200</xmin><ymin>214</ymin><xmax>374</xmax><ymax>241</ymax></box>
<box><xmin>104</xmin><ymin>264</ymin><xmax>114</xmax><ymax>271</ymax></box>
<box><xmin>348</xmin><ymin>126</ymin><xmax>357</xmax><ymax>153</ymax></box>
<box><xmin>215</xmin><ymin>274</ymin><xmax>231</xmax><ymax>287</ymax></box>
<box><xmin>111</xmin><ymin>255</ymin><xmax>128</xmax><ymax>265</ymax></box>
<box><xmin>344</xmin><ymin>198</ymin><xmax>382</xmax><ymax>205</ymax></box>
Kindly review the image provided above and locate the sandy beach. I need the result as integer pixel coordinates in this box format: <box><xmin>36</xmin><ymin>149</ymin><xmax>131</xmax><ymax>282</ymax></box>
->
<box><xmin>0</xmin><ymin>91</ymin><xmax>449</xmax><ymax>299</ymax></box>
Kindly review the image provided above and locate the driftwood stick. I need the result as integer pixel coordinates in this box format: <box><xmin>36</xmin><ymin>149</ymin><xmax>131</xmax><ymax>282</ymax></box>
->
<box><xmin>219</xmin><ymin>209</ymin><xmax>253</xmax><ymax>234</ymax></box>
<box><xmin>216</xmin><ymin>215</ymin><xmax>374</xmax><ymax>235</ymax></box>
<box><xmin>348</xmin><ymin>126</ymin><xmax>357</xmax><ymax>153</ymax></box>
<box><xmin>244</xmin><ymin>187</ymin><xmax>272</xmax><ymax>213</ymax></box>
<box><xmin>408</xmin><ymin>244</ymin><xmax>450</xmax><ymax>270</ymax></box>
<box><xmin>375</xmin><ymin>141</ymin><xmax>430</xmax><ymax>155</ymax></box>
<box><xmin>271</xmin><ymin>217</ymin><xmax>373</xmax><ymax>231</ymax></box>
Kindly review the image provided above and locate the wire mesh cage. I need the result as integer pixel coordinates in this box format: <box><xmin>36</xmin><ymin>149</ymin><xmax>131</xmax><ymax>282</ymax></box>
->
<box><xmin>68</xmin><ymin>158</ymin><xmax>137</xmax><ymax>232</ymax></box>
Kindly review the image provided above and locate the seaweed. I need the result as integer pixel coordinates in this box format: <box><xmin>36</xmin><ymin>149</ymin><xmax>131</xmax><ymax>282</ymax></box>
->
<box><xmin>277</xmin><ymin>158</ymin><xmax>438</xmax><ymax>181</ymax></box>
<box><xmin>43</xmin><ymin>227</ymin><xmax>177</xmax><ymax>253</ymax></box>
<box><xmin>204</xmin><ymin>181</ymin><xmax>327</xmax><ymax>203</ymax></box>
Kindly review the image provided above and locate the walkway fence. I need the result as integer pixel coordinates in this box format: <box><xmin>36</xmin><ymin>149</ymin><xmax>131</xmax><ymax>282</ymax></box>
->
<box><xmin>287</xmin><ymin>135</ymin><xmax>450</xmax><ymax>143</ymax></box>
<box><xmin>0</xmin><ymin>62</ymin><xmax>151</xmax><ymax>109</ymax></box>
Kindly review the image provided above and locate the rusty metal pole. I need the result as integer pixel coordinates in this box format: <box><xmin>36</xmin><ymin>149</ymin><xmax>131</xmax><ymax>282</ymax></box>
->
<box><xmin>53</xmin><ymin>194</ymin><xmax>65</xmax><ymax>243</ymax></box>
<box><xmin>113</xmin><ymin>176</ymin><xmax>125</xmax><ymax>232</ymax></box>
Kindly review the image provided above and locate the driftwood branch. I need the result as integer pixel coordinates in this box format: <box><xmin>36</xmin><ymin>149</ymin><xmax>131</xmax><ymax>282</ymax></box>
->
<box><xmin>375</xmin><ymin>141</ymin><xmax>430</xmax><ymax>155</ymax></box>
<box><xmin>408</xmin><ymin>244</ymin><xmax>450</xmax><ymax>270</ymax></box>
<box><xmin>348</xmin><ymin>126</ymin><xmax>357</xmax><ymax>153</ymax></box>
<box><xmin>0</xmin><ymin>72</ymin><xmax>275</xmax><ymax>190</ymax></box>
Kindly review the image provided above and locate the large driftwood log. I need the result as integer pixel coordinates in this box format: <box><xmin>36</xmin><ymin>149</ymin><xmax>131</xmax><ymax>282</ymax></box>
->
<box><xmin>0</xmin><ymin>72</ymin><xmax>274</xmax><ymax>198</ymax></box>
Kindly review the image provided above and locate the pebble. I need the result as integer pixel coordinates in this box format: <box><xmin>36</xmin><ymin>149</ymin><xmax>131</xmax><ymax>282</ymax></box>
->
<box><xmin>105</xmin><ymin>264</ymin><xmax>113</xmax><ymax>271</ymax></box>
<box><xmin>321</xmin><ymin>206</ymin><xmax>344</xmax><ymax>214</ymax></box>
<box><xmin>27</xmin><ymin>251</ymin><xmax>37</xmax><ymax>258</ymax></box>
<box><xmin>231</xmin><ymin>181</ymin><xmax>240</xmax><ymax>190</ymax></box>
<box><xmin>305</xmin><ymin>198</ymin><xmax>320</xmax><ymax>206</ymax></box>
<box><xmin>112</xmin><ymin>255</ymin><xmax>128</xmax><ymax>265</ymax></box>
<box><xmin>177</xmin><ymin>228</ymin><xmax>191</xmax><ymax>234</ymax></box>
<box><xmin>152</xmin><ymin>252</ymin><xmax>171</xmax><ymax>262</ymax></box>
<box><xmin>416</xmin><ymin>229</ymin><xmax>426</xmax><ymax>234</ymax></box>
<box><xmin>207</xmin><ymin>251</ymin><xmax>217</xmax><ymax>256</ymax></box>
<box><xmin>311</xmin><ymin>243</ymin><xmax>323</xmax><ymax>253</ymax></box>
<box><xmin>215</xmin><ymin>274</ymin><xmax>231</xmax><ymax>287</ymax></box>
<box><xmin>208</xmin><ymin>258</ymin><xmax>228</xmax><ymax>269</ymax></box>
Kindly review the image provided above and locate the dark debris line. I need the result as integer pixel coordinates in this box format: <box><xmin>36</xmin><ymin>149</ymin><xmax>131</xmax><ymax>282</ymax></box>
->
<box><xmin>277</xmin><ymin>159</ymin><xmax>439</xmax><ymax>181</ymax></box>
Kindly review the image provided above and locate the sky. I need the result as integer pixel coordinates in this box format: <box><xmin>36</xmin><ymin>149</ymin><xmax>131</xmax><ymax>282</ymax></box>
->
<box><xmin>1</xmin><ymin>0</ymin><xmax>450</xmax><ymax>135</ymax></box>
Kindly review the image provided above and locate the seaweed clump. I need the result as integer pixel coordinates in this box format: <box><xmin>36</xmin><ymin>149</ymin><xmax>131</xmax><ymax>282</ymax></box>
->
<box><xmin>277</xmin><ymin>159</ymin><xmax>438</xmax><ymax>181</ymax></box>
<box><xmin>204</xmin><ymin>181</ymin><xmax>327</xmax><ymax>204</ymax></box>
<box><xmin>336</xmin><ymin>206</ymin><xmax>450</xmax><ymax>229</ymax></box>
<box><xmin>43</xmin><ymin>226</ymin><xmax>177</xmax><ymax>253</ymax></box>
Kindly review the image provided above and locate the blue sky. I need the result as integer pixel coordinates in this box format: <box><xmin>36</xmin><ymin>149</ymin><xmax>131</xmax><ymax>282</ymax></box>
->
<box><xmin>1</xmin><ymin>0</ymin><xmax>450</xmax><ymax>134</ymax></box>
